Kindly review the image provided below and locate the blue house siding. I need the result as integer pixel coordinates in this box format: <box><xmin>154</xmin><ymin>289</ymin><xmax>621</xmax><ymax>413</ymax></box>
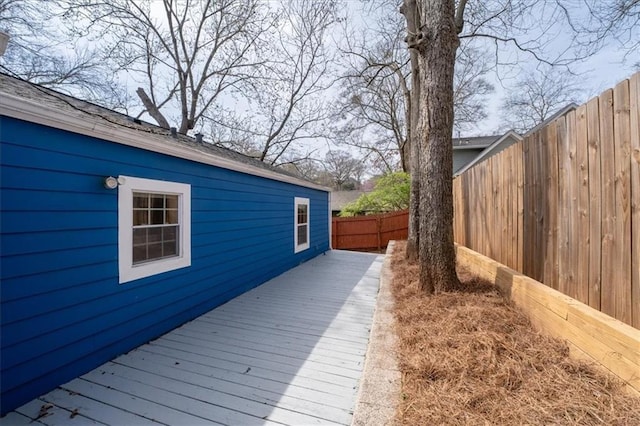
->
<box><xmin>0</xmin><ymin>116</ymin><xmax>330</xmax><ymax>415</ymax></box>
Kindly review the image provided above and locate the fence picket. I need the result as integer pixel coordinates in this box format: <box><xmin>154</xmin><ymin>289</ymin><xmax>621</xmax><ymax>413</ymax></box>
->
<box><xmin>587</xmin><ymin>96</ymin><xmax>602</xmax><ymax>311</ymax></box>
<box><xmin>576</xmin><ymin>104</ymin><xmax>590</xmax><ymax>305</ymax></box>
<box><xmin>630</xmin><ymin>72</ymin><xmax>640</xmax><ymax>328</ymax></box>
<box><xmin>546</xmin><ymin>121</ymin><xmax>560</xmax><ymax>290</ymax></box>
<box><xmin>613</xmin><ymin>79</ymin><xmax>632</xmax><ymax>325</ymax></box>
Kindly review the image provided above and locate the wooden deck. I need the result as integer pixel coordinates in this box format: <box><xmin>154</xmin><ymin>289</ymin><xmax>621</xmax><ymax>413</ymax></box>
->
<box><xmin>3</xmin><ymin>250</ymin><xmax>383</xmax><ymax>426</ymax></box>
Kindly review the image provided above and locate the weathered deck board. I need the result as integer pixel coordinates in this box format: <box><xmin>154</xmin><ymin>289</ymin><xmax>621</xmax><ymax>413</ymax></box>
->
<box><xmin>3</xmin><ymin>250</ymin><xmax>382</xmax><ymax>426</ymax></box>
<box><xmin>115</xmin><ymin>349</ymin><xmax>352</xmax><ymax>410</ymax></box>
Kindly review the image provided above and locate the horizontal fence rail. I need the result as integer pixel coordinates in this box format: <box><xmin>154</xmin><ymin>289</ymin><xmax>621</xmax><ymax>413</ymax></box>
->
<box><xmin>453</xmin><ymin>72</ymin><xmax>640</xmax><ymax>329</ymax></box>
<box><xmin>332</xmin><ymin>210</ymin><xmax>409</xmax><ymax>251</ymax></box>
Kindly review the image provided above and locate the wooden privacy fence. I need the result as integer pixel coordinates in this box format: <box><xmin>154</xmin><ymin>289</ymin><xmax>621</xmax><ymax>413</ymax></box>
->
<box><xmin>332</xmin><ymin>210</ymin><xmax>408</xmax><ymax>251</ymax></box>
<box><xmin>453</xmin><ymin>72</ymin><xmax>640</xmax><ymax>329</ymax></box>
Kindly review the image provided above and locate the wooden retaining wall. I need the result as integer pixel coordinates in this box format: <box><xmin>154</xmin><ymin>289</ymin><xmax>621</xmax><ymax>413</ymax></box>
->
<box><xmin>456</xmin><ymin>245</ymin><xmax>640</xmax><ymax>396</ymax></box>
<box><xmin>453</xmin><ymin>72</ymin><xmax>640</xmax><ymax>328</ymax></box>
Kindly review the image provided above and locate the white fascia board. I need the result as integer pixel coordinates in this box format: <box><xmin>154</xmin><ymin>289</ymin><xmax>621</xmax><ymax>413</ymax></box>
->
<box><xmin>0</xmin><ymin>92</ymin><xmax>330</xmax><ymax>192</ymax></box>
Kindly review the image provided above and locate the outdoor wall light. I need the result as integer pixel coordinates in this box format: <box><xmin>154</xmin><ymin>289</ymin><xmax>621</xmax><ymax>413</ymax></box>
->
<box><xmin>104</xmin><ymin>176</ymin><xmax>126</xmax><ymax>189</ymax></box>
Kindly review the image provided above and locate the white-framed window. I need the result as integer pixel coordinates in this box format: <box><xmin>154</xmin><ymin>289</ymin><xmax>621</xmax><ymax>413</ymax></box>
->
<box><xmin>118</xmin><ymin>176</ymin><xmax>191</xmax><ymax>283</ymax></box>
<box><xmin>294</xmin><ymin>197</ymin><xmax>310</xmax><ymax>253</ymax></box>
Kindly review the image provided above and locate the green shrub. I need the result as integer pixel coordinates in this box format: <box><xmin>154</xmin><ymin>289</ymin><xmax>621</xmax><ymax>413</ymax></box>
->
<box><xmin>339</xmin><ymin>172</ymin><xmax>410</xmax><ymax>216</ymax></box>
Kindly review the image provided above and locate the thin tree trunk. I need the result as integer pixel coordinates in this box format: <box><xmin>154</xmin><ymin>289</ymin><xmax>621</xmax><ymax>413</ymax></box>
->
<box><xmin>402</xmin><ymin>0</ymin><xmax>421</xmax><ymax>262</ymax></box>
<box><xmin>416</xmin><ymin>0</ymin><xmax>460</xmax><ymax>293</ymax></box>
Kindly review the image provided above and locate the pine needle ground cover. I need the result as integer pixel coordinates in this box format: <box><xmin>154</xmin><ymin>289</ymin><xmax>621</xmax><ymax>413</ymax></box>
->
<box><xmin>390</xmin><ymin>241</ymin><xmax>640</xmax><ymax>425</ymax></box>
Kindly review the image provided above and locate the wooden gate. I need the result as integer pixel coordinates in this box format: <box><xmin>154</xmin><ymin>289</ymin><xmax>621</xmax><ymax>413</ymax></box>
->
<box><xmin>332</xmin><ymin>210</ymin><xmax>408</xmax><ymax>251</ymax></box>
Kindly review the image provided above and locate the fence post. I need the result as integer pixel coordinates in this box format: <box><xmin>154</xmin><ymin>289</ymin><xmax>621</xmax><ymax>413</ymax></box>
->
<box><xmin>377</xmin><ymin>216</ymin><xmax>382</xmax><ymax>251</ymax></box>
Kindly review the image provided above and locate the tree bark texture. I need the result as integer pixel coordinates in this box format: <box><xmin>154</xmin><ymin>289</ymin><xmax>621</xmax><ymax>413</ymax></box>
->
<box><xmin>402</xmin><ymin>0</ymin><xmax>421</xmax><ymax>262</ymax></box>
<box><xmin>415</xmin><ymin>0</ymin><xmax>461</xmax><ymax>293</ymax></box>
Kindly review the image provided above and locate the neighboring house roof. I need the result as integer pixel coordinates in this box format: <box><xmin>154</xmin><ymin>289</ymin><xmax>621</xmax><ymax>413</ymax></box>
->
<box><xmin>524</xmin><ymin>102</ymin><xmax>579</xmax><ymax>136</ymax></box>
<box><xmin>452</xmin><ymin>135</ymin><xmax>501</xmax><ymax>150</ymax></box>
<box><xmin>0</xmin><ymin>73</ymin><xmax>328</xmax><ymax>192</ymax></box>
<box><xmin>331</xmin><ymin>190</ymin><xmax>365</xmax><ymax>212</ymax></box>
<box><xmin>454</xmin><ymin>130</ymin><xmax>523</xmax><ymax>176</ymax></box>
<box><xmin>452</xmin><ymin>104</ymin><xmax>579</xmax><ymax>177</ymax></box>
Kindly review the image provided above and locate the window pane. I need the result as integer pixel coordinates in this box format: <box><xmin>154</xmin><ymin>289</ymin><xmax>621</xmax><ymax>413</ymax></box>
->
<box><xmin>133</xmin><ymin>245</ymin><xmax>147</xmax><ymax>263</ymax></box>
<box><xmin>133</xmin><ymin>193</ymin><xmax>149</xmax><ymax>208</ymax></box>
<box><xmin>163</xmin><ymin>226</ymin><xmax>177</xmax><ymax>241</ymax></box>
<box><xmin>150</xmin><ymin>209</ymin><xmax>164</xmax><ymax>224</ymax></box>
<box><xmin>133</xmin><ymin>209</ymin><xmax>148</xmax><ymax>226</ymax></box>
<box><xmin>147</xmin><ymin>227</ymin><xmax>162</xmax><ymax>243</ymax></box>
<box><xmin>166</xmin><ymin>209</ymin><xmax>179</xmax><ymax>224</ymax></box>
<box><xmin>150</xmin><ymin>194</ymin><xmax>165</xmax><ymax>208</ymax></box>
<box><xmin>166</xmin><ymin>195</ymin><xmax>178</xmax><ymax>209</ymax></box>
<box><xmin>133</xmin><ymin>228</ymin><xmax>147</xmax><ymax>245</ymax></box>
<box><xmin>297</xmin><ymin>224</ymin><xmax>308</xmax><ymax>245</ymax></box>
<box><xmin>163</xmin><ymin>241</ymin><xmax>178</xmax><ymax>257</ymax></box>
<box><xmin>297</xmin><ymin>204</ymin><xmax>308</xmax><ymax>224</ymax></box>
<box><xmin>147</xmin><ymin>242</ymin><xmax>162</xmax><ymax>260</ymax></box>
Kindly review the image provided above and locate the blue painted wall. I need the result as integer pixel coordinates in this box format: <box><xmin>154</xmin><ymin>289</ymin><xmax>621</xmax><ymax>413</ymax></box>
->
<box><xmin>0</xmin><ymin>116</ymin><xmax>330</xmax><ymax>415</ymax></box>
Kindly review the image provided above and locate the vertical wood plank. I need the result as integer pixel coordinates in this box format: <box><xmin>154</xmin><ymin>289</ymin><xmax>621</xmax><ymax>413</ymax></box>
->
<box><xmin>545</xmin><ymin>121</ymin><xmax>559</xmax><ymax>290</ymax></box>
<box><xmin>613</xmin><ymin>79</ymin><xmax>632</xmax><ymax>325</ymax></box>
<box><xmin>493</xmin><ymin>155</ymin><xmax>505</xmax><ymax>264</ymax></box>
<box><xmin>599</xmin><ymin>89</ymin><xmax>615</xmax><ymax>318</ymax></box>
<box><xmin>467</xmin><ymin>170</ymin><xmax>474</xmax><ymax>250</ymax></box>
<box><xmin>505</xmin><ymin>145</ymin><xmax>518</xmax><ymax>269</ymax></box>
<box><xmin>557</xmin><ymin>115</ymin><xmax>570</xmax><ymax>295</ymax></box>
<box><xmin>491</xmin><ymin>154</ymin><xmax>498</xmax><ymax>262</ymax></box>
<box><xmin>470</xmin><ymin>168</ymin><xmax>477</xmax><ymax>252</ymax></box>
<box><xmin>516</xmin><ymin>141</ymin><xmax>524</xmax><ymax>273</ymax></box>
<box><xmin>498</xmin><ymin>153</ymin><xmax>505</xmax><ymax>265</ymax></box>
<box><xmin>537</xmin><ymin>129</ymin><xmax>548</xmax><ymax>284</ymax></box>
<box><xmin>575</xmin><ymin>104</ymin><xmax>590</xmax><ymax>305</ymax></box>
<box><xmin>458</xmin><ymin>175</ymin><xmax>463</xmax><ymax>246</ymax></box>
<box><xmin>453</xmin><ymin>177</ymin><xmax>459</xmax><ymax>243</ymax></box>
<box><xmin>485</xmin><ymin>160</ymin><xmax>493</xmax><ymax>258</ymax></box>
<box><xmin>600</xmin><ymin>88</ymin><xmax>616</xmax><ymax>316</ymax></box>
<box><xmin>473</xmin><ymin>166</ymin><xmax>479</xmax><ymax>253</ymax></box>
<box><xmin>565</xmin><ymin>111</ymin><xmax>579</xmax><ymax>300</ymax></box>
<box><xmin>487</xmin><ymin>157</ymin><xmax>494</xmax><ymax>259</ymax></box>
<box><xmin>611</xmin><ymin>80</ymin><xmax>632</xmax><ymax>324</ymax></box>
<box><xmin>523</xmin><ymin>135</ymin><xmax>531</xmax><ymax>277</ymax></box>
<box><xmin>458</xmin><ymin>177</ymin><xmax>465</xmax><ymax>246</ymax></box>
<box><xmin>630</xmin><ymin>72</ymin><xmax>640</xmax><ymax>328</ymax></box>
<box><xmin>526</xmin><ymin>134</ymin><xmax>538</xmax><ymax>279</ymax></box>
<box><xmin>459</xmin><ymin>175</ymin><xmax>466</xmax><ymax>247</ymax></box>
<box><xmin>523</xmin><ymin>135</ymin><xmax>534</xmax><ymax>278</ymax></box>
<box><xmin>587</xmin><ymin>96</ymin><xmax>602</xmax><ymax>310</ymax></box>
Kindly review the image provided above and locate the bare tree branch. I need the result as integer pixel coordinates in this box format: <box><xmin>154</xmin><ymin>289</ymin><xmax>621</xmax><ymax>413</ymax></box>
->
<box><xmin>136</xmin><ymin>87</ymin><xmax>170</xmax><ymax>129</ymax></box>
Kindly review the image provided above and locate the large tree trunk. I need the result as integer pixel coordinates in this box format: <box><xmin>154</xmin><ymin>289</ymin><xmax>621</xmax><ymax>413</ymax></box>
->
<box><xmin>402</xmin><ymin>0</ymin><xmax>421</xmax><ymax>262</ymax></box>
<box><xmin>415</xmin><ymin>0</ymin><xmax>461</xmax><ymax>293</ymax></box>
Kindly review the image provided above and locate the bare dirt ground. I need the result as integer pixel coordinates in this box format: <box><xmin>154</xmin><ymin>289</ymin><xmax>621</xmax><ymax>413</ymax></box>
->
<box><xmin>390</xmin><ymin>241</ymin><xmax>640</xmax><ymax>425</ymax></box>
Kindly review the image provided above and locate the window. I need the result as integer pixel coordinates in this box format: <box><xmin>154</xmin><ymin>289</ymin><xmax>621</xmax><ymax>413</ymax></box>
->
<box><xmin>294</xmin><ymin>197</ymin><xmax>309</xmax><ymax>253</ymax></box>
<box><xmin>132</xmin><ymin>193</ymin><xmax>179</xmax><ymax>263</ymax></box>
<box><xmin>118</xmin><ymin>176</ymin><xmax>191</xmax><ymax>283</ymax></box>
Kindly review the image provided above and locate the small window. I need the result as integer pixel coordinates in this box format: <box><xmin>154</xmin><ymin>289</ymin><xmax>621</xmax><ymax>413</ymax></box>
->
<box><xmin>118</xmin><ymin>176</ymin><xmax>191</xmax><ymax>283</ymax></box>
<box><xmin>294</xmin><ymin>197</ymin><xmax>310</xmax><ymax>253</ymax></box>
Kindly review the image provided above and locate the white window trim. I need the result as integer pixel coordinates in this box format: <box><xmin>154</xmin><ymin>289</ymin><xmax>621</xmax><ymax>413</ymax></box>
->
<box><xmin>118</xmin><ymin>176</ymin><xmax>191</xmax><ymax>283</ymax></box>
<box><xmin>294</xmin><ymin>197</ymin><xmax>310</xmax><ymax>253</ymax></box>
